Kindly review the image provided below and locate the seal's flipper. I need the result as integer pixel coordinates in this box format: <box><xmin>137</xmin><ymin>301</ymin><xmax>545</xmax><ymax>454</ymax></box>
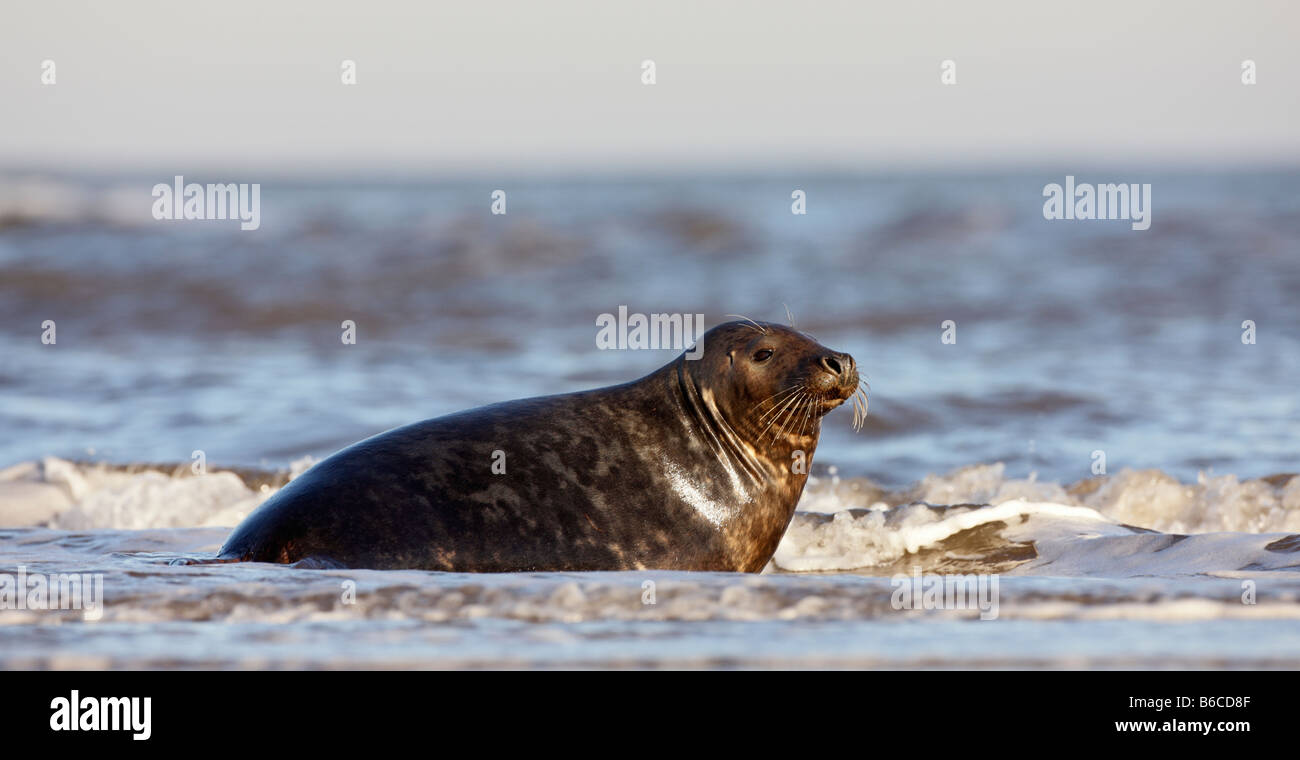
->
<box><xmin>168</xmin><ymin>554</ymin><xmax>344</xmax><ymax>569</ymax></box>
<box><xmin>289</xmin><ymin>555</ymin><xmax>347</xmax><ymax>570</ymax></box>
<box><xmin>168</xmin><ymin>556</ymin><xmax>246</xmax><ymax>567</ymax></box>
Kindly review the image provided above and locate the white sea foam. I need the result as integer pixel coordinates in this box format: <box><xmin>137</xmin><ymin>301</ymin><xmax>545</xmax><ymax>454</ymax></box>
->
<box><xmin>800</xmin><ymin>462</ymin><xmax>1300</xmax><ymax>534</ymax></box>
<box><xmin>775</xmin><ymin>463</ymin><xmax>1300</xmax><ymax>574</ymax></box>
<box><xmin>0</xmin><ymin>458</ymin><xmax>268</xmax><ymax>529</ymax></box>
<box><xmin>773</xmin><ymin>500</ymin><xmax>1122</xmax><ymax>573</ymax></box>
<box><xmin>1</xmin><ymin>458</ymin><xmax>1297</xmax><ymax>580</ymax></box>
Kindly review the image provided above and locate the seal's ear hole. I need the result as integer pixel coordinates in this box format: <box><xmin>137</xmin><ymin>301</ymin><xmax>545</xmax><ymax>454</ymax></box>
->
<box><xmin>753</xmin><ymin>349</ymin><xmax>774</xmax><ymax>363</ymax></box>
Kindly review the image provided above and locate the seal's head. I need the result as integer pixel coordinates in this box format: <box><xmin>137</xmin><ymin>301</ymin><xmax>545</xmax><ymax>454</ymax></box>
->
<box><xmin>686</xmin><ymin>320</ymin><xmax>866</xmax><ymax>446</ymax></box>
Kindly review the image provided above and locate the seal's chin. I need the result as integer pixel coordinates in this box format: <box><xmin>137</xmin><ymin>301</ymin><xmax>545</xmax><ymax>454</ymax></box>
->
<box><xmin>819</xmin><ymin>395</ymin><xmax>848</xmax><ymax>411</ymax></box>
<box><xmin>807</xmin><ymin>375</ymin><xmax>860</xmax><ymax>415</ymax></box>
<box><xmin>814</xmin><ymin>393</ymin><xmax>850</xmax><ymax>414</ymax></box>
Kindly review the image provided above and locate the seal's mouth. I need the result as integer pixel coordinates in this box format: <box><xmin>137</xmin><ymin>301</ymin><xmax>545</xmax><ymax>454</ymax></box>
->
<box><xmin>812</xmin><ymin>377</ymin><xmax>858</xmax><ymax>411</ymax></box>
<box><xmin>807</xmin><ymin>352</ymin><xmax>867</xmax><ymax>430</ymax></box>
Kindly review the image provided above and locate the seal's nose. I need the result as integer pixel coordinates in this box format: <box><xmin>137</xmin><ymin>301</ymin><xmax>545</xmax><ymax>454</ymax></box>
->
<box><xmin>820</xmin><ymin>353</ymin><xmax>854</xmax><ymax>378</ymax></box>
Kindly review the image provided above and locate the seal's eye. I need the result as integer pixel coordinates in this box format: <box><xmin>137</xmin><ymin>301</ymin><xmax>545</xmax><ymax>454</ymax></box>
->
<box><xmin>752</xmin><ymin>349</ymin><xmax>774</xmax><ymax>362</ymax></box>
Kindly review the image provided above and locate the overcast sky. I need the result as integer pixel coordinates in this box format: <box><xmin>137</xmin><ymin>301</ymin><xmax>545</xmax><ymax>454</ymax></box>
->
<box><xmin>3</xmin><ymin>0</ymin><xmax>1297</xmax><ymax>175</ymax></box>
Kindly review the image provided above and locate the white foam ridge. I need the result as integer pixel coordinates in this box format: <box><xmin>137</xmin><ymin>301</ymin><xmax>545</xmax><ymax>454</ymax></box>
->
<box><xmin>1</xmin><ymin>458</ymin><xmax>1297</xmax><ymax>577</ymax></box>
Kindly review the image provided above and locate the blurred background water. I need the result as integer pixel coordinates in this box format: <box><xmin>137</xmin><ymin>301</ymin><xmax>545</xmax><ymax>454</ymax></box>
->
<box><xmin>1</xmin><ymin>170</ymin><xmax>1296</xmax><ymax>486</ymax></box>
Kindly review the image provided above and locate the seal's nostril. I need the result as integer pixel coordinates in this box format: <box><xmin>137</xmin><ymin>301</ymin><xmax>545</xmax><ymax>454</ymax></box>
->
<box><xmin>821</xmin><ymin>355</ymin><xmax>842</xmax><ymax>376</ymax></box>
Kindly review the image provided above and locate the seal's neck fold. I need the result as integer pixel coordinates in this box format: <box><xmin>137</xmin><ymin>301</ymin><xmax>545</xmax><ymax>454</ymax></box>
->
<box><xmin>672</xmin><ymin>359</ymin><xmax>772</xmax><ymax>487</ymax></box>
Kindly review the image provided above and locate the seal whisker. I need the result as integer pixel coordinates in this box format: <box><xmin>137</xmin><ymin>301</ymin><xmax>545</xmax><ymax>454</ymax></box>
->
<box><xmin>754</xmin><ymin>384</ymin><xmax>801</xmax><ymax>414</ymax></box>
<box><xmin>763</xmin><ymin>391</ymin><xmax>797</xmax><ymax>442</ymax></box>
<box><xmin>758</xmin><ymin>390</ymin><xmax>804</xmax><ymax>438</ymax></box>
<box><xmin>800</xmin><ymin>392</ymin><xmax>816</xmax><ymax>439</ymax></box>
<box><xmin>773</xmin><ymin>391</ymin><xmax>806</xmax><ymax>443</ymax></box>
<box><xmin>755</xmin><ymin>395</ymin><xmax>794</xmax><ymax>425</ymax></box>
<box><xmin>850</xmin><ymin>386</ymin><xmax>870</xmax><ymax>432</ymax></box>
<box><xmin>794</xmin><ymin>392</ymin><xmax>813</xmax><ymax>440</ymax></box>
<box><xmin>756</xmin><ymin>385</ymin><xmax>798</xmax><ymax>404</ymax></box>
<box><xmin>756</xmin><ymin>392</ymin><xmax>800</xmax><ymax>424</ymax></box>
<box><xmin>766</xmin><ymin>393</ymin><xmax>795</xmax><ymax>442</ymax></box>
<box><xmin>724</xmin><ymin>314</ymin><xmax>768</xmax><ymax>335</ymax></box>
<box><xmin>756</xmin><ymin>386</ymin><xmax>803</xmax><ymax>424</ymax></box>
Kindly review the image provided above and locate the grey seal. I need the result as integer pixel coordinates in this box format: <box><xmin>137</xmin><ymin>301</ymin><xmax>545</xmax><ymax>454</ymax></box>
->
<box><xmin>218</xmin><ymin>320</ymin><xmax>863</xmax><ymax>572</ymax></box>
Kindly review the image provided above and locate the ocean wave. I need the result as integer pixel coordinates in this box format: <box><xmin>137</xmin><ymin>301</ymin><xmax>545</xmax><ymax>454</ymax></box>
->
<box><xmin>1</xmin><ymin>527</ymin><xmax>1296</xmax><ymax>629</ymax></box>
<box><xmin>799</xmin><ymin>462</ymin><xmax>1300</xmax><ymax>534</ymax></box>
<box><xmin>0</xmin><ymin>176</ymin><xmax>158</xmax><ymax>229</ymax></box>
<box><xmin>0</xmin><ymin>457</ymin><xmax>303</xmax><ymax>530</ymax></box>
<box><xmin>775</xmin><ymin>499</ymin><xmax>1300</xmax><ymax>575</ymax></box>
<box><xmin>777</xmin><ymin>462</ymin><xmax>1300</xmax><ymax>573</ymax></box>
<box><xmin>1</xmin><ymin>458</ymin><xmax>1297</xmax><ymax>579</ymax></box>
